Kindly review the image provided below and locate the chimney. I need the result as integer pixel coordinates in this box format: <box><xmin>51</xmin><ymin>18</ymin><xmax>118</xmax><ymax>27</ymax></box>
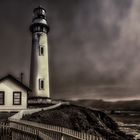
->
<box><xmin>20</xmin><ymin>73</ymin><xmax>24</xmax><ymax>83</ymax></box>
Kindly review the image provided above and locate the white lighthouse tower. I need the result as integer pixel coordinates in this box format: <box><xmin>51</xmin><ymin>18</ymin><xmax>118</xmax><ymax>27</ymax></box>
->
<box><xmin>30</xmin><ymin>6</ymin><xmax>50</xmax><ymax>97</ymax></box>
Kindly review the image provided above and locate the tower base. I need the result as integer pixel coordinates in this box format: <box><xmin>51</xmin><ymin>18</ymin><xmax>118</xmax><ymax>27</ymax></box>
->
<box><xmin>28</xmin><ymin>96</ymin><xmax>52</xmax><ymax>107</ymax></box>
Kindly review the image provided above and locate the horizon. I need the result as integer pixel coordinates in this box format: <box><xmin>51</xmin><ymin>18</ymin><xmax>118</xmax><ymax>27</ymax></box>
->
<box><xmin>68</xmin><ymin>98</ymin><xmax>140</xmax><ymax>102</ymax></box>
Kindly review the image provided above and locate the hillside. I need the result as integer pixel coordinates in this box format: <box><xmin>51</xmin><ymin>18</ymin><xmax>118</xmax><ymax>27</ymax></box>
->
<box><xmin>71</xmin><ymin>99</ymin><xmax>140</xmax><ymax>111</ymax></box>
<box><xmin>22</xmin><ymin>104</ymin><xmax>133</xmax><ymax>140</ymax></box>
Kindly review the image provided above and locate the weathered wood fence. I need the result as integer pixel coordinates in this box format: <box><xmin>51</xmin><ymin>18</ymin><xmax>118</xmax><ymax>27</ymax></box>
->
<box><xmin>0</xmin><ymin>122</ymin><xmax>11</xmax><ymax>140</ymax></box>
<box><xmin>0</xmin><ymin>119</ymin><xmax>106</xmax><ymax>140</ymax></box>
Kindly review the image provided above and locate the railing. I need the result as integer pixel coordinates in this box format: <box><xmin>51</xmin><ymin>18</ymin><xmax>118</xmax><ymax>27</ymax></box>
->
<box><xmin>0</xmin><ymin>122</ymin><xmax>11</xmax><ymax>140</ymax></box>
<box><xmin>8</xmin><ymin>119</ymin><xmax>106</xmax><ymax>140</ymax></box>
<box><xmin>10</xmin><ymin>102</ymin><xmax>64</xmax><ymax>120</ymax></box>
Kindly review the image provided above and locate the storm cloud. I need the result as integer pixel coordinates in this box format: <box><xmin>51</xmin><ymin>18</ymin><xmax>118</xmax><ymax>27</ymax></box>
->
<box><xmin>0</xmin><ymin>0</ymin><xmax>139</xmax><ymax>100</ymax></box>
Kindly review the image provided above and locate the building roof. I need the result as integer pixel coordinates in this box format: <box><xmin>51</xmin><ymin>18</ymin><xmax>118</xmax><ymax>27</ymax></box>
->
<box><xmin>33</xmin><ymin>5</ymin><xmax>47</xmax><ymax>13</ymax></box>
<box><xmin>0</xmin><ymin>74</ymin><xmax>31</xmax><ymax>91</ymax></box>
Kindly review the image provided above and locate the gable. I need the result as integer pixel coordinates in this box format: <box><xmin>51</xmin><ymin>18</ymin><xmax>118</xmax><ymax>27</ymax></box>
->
<box><xmin>0</xmin><ymin>79</ymin><xmax>28</xmax><ymax>111</ymax></box>
<box><xmin>0</xmin><ymin>79</ymin><xmax>27</xmax><ymax>93</ymax></box>
<box><xmin>0</xmin><ymin>75</ymin><xmax>31</xmax><ymax>92</ymax></box>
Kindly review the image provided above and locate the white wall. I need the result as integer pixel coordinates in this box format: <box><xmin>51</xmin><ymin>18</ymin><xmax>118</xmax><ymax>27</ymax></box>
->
<box><xmin>30</xmin><ymin>32</ymin><xmax>50</xmax><ymax>97</ymax></box>
<box><xmin>0</xmin><ymin>79</ymin><xmax>27</xmax><ymax>111</ymax></box>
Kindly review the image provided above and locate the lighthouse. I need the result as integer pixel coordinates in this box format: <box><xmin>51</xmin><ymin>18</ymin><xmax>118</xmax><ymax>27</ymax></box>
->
<box><xmin>30</xmin><ymin>6</ymin><xmax>50</xmax><ymax>97</ymax></box>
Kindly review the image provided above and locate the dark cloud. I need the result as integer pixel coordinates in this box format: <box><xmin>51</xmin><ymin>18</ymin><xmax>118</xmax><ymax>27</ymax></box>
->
<box><xmin>0</xmin><ymin>0</ymin><xmax>140</xmax><ymax>100</ymax></box>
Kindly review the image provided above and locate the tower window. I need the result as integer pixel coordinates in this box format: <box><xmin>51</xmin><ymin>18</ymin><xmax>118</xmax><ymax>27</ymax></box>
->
<box><xmin>0</xmin><ymin>91</ymin><xmax>4</xmax><ymax>105</ymax></box>
<box><xmin>43</xmin><ymin>27</ymin><xmax>46</xmax><ymax>32</ymax></box>
<box><xmin>37</xmin><ymin>26</ymin><xmax>40</xmax><ymax>31</ymax></box>
<box><xmin>13</xmin><ymin>92</ymin><xmax>21</xmax><ymax>105</ymax></box>
<box><xmin>35</xmin><ymin>27</ymin><xmax>37</xmax><ymax>31</ymax></box>
<box><xmin>39</xmin><ymin>46</ymin><xmax>44</xmax><ymax>56</ymax></box>
<box><xmin>39</xmin><ymin>79</ymin><xmax>44</xmax><ymax>90</ymax></box>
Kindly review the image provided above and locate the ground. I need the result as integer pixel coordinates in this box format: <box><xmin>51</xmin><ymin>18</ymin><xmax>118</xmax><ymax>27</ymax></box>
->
<box><xmin>109</xmin><ymin>112</ymin><xmax>140</xmax><ymax>139</ymax></box>
<box><xmin>0</xmin><ymin>112</ymin><xmax>16</xmax><ymax>122</ymax></box>
<box><xmin>22</xmin><ymin>104</ymin><xmax>134</xmax><ymax>140</ymax></box>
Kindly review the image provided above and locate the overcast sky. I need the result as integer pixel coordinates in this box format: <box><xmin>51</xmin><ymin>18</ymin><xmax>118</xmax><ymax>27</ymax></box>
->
<box><xmin>0</xmin><ymin>0</ymin><xmax>140</xmax><ymax>101</ymax></box>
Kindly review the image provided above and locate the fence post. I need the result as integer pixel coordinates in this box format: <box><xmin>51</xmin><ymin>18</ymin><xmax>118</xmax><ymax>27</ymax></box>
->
<box><xmin>61</xmin><ymin>134</ymin><xmax>64</xmax><ymax>140</ymax></box>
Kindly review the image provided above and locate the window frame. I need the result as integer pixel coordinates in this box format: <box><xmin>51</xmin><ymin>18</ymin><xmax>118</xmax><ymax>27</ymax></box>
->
<box><xmin>0</xmin><ymin>91</ymin><xmax>5</xmax><ymax>105</ymax></box>
<box><xmin>39</xmin><ymin>78</ymin><xmax>45</xmax><ymax>90</ymax></box>
<box><xmin>13</xmin><ymin>92</ymin><xmax>22</xmax><ymax>105</ymax></box>
<box><xmin>39</xmin><ymin>45</ymin><xmax>44</xmax><ymax>56</ymax></box>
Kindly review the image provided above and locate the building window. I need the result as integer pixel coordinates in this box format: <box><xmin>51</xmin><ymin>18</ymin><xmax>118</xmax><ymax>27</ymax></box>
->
<box><xmin>39</xmin><ymin>79</ymin><xmax>44</xmax><ymax>90</ymax></box>
<box><xmin>13</xmin><ymin>92</ymin><xmax>21</xmax><ymax>105</ymax></box>
<box><xmin>39</xmin><ymin>46</ymin><xmax>44</xmax><ymax>56</ymax></box>
<box><xmin>0</xmin><ymin>91</ymin><xmax>4</xmax><ymax>105</ymax></box>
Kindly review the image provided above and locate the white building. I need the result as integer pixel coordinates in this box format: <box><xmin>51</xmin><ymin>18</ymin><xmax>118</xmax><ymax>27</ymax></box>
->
<box><xmin>0</xmin><ymin>6</ymin><xmax>50</xmax><ymax>111</ymax></box>
<box><xmin>0</xmin><ymin>75</ymin><xmax>31</xmax><ymax>111</ymax></box>
<box><xmin>30</xmin><ymin>6</ymin><xmax>50</xmax><ymax>98</ymax></box>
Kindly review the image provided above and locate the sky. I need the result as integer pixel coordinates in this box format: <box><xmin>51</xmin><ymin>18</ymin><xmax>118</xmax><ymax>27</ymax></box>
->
<box><xmin>0</xmin><ymin>0</ymin><xmax>140</xmax><ymax>101</ymax></box>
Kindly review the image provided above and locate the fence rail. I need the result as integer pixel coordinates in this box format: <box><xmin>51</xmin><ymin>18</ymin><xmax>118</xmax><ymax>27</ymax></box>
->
<box><xmin>0</xmin><ymin>119</ymin><xmax>106</xmax><ymax>140</ymax></box>
<box><xmin>0</xmin><ymin>122</ymin><xmax>11</xmax><ymax>140</ymax></box>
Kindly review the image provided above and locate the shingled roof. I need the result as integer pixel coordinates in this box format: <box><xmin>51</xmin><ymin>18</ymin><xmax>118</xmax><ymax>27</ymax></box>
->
<box><xmin>0</xmin><ymin>74</ymin><xmax>31</xmax><ymax>91</ymax></box>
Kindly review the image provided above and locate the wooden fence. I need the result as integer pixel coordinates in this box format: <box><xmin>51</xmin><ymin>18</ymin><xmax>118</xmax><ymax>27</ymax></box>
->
<box><xmin>0</xmin><ymin>119</ymin><xmax>106</xmax><ymax>140</ymax></box>
<box><xmin>0</xmin><ymin>122</ymin><xmax>11</xmax><ymax>140</ymax></box>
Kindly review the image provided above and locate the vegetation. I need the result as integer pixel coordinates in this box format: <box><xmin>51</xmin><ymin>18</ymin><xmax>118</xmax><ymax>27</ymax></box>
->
<box><xmin>22</xmin><ymin>104</ymin><xmax>134</xmax><ymax>140</ymax></box>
